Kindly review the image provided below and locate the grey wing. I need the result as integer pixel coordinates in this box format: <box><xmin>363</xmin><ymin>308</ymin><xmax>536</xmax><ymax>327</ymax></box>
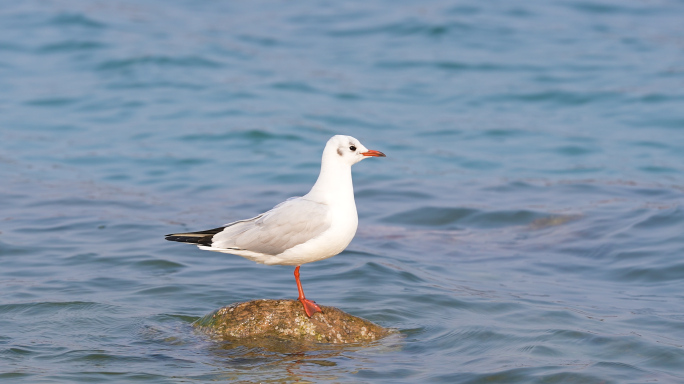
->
<box><xmin>210</xmin><ymin>197</ymin><xmax>331</xmax><ymax>256</ymax></box>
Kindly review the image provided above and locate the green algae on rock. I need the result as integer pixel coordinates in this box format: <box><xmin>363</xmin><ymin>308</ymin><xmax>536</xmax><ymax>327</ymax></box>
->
<box><xmin>195</xmin><ymin>299</ymin><xmax>390</xmax><ymax>345</ymax></box>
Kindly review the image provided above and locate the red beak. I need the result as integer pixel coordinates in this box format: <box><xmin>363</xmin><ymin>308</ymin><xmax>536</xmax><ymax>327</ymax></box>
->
<box><xmin>361</xmin><ymin>150</ymin><xmax>386</xmax><ymax>157</ymax></box>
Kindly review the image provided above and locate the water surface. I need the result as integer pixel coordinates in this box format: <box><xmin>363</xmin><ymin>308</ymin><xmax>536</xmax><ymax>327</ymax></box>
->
<box><xmin>2</xmin><ymin>0</ymin><xmax>684</xmax><ymax>382</ymax></box>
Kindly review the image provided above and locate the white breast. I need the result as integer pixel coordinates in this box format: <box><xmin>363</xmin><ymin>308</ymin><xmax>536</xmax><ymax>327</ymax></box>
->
<box><xmin>264</xmin><ymin>199</ymin><xmax>358</xmax><ymax>266</ymax></box>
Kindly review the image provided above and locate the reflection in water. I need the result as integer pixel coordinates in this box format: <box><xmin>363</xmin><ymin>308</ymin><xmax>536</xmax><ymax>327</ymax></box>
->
<box><xmin>202</xmin><ymin>334</ymin><xmax>404</xmax><ymax>382</ymax></box>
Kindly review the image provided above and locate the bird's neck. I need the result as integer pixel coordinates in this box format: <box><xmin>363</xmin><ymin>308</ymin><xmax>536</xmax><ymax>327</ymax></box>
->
<box><xmin>305</xmin><ymin>156</ymin><xmax>354</xmax><ymax>205</ymax></box>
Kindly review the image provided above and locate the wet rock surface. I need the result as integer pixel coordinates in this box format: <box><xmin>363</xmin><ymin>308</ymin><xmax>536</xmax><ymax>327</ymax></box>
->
<box><xmin>195</xmin><ymin>299</ymin><xmax>391</xmax><ymax>346</ymax></box>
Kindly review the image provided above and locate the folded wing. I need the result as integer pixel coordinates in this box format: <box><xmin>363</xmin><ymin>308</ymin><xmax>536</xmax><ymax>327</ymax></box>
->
<box><xmin>209</xmin><ymin>197</ymin><xmax>331</xmax><ymax>256</ymax></box>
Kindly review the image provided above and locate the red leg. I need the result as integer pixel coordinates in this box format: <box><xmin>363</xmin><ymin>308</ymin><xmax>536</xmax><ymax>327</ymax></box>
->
<box><xmin>294</xmin><ymin>266</ymin><xmax>322</xmax><ymax>317</ymax></box>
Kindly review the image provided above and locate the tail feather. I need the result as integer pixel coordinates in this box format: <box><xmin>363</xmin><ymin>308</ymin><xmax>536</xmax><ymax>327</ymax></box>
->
<box><xmin>165</xmin><ymin>226</ymin><xmax>224</xmax><ymax>246</ymax></box>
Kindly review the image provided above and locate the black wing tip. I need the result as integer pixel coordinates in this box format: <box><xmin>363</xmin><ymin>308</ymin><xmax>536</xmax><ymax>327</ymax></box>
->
<box><xmin>165</xmin><ymin>235</ymin><xmax>195</xmax><ymax>243</ymax></box>
<box><xmin>165</xmin><ymin>226</ymin><xmax>226</xmax><ymax>245</ymax></box>
<box><xmin>165</xmin><ymin>235</ymin><xmax>214</xmax><ymax>245</ymax></box>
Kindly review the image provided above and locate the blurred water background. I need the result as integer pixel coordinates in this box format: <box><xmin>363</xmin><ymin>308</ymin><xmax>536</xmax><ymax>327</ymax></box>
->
<box><xmin>2</xmin><ymin>0</ymin><xmax>684</xmax><ymax>382</ymax></box>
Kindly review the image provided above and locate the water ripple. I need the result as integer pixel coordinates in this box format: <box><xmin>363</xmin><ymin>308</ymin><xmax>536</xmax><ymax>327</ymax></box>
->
<box><xmin>2</xmin><ymin>0</ymin><xmax>684</xmax><ymax>382</ymax></box>
<box><xmin>96</xmin><ymin>56</ymin><xmax>223</xmax><ymax>71</ymax></box>
<box><xmin>48</xmin><ymin>13</ymin><xmax>105</xmax><ymax>28</ymax></box>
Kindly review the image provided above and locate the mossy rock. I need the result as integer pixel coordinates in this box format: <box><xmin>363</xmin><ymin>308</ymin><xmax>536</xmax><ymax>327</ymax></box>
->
<box><xmin>195</xmin><ymin>299</ymin><xmax>390</xmax><ymax>347</ymax></box>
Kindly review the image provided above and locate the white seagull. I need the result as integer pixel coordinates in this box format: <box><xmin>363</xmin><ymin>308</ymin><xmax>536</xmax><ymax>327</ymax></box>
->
<box><xmin>165</xmin><ymin>135</ymin><xmax>385</xmax><ymax>317</ymax></box>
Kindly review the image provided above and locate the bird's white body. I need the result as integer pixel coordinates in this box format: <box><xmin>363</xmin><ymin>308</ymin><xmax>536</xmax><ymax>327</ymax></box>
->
<box><xmin>198</xmin><ymin>193</ymin><xmax>357</xmax><ymax>265</ymax></box>
<box><xmin>177</xmin><ymin>135</ymin><xmax>382</xmax><ymax>266</ymax></box>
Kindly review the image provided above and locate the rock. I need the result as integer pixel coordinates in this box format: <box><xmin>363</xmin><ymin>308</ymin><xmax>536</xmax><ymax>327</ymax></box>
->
<box><xmin>194</xmin><ymin>299</ymin><xmax>391</xmax><ymax>347</ymax></box>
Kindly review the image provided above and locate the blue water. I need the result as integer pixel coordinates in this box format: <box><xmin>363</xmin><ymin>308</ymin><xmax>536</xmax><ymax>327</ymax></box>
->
<box><xmin>2</xmin><ymin>0</ymin><xmax>684</xmax><ymax>382</ymax></box>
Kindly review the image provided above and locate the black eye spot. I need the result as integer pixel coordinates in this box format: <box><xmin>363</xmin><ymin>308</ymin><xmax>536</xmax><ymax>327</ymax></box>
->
<box><xmin>349</xmin><ymin>145</ymin><xmax>357</xmax><ymax>151</ymax></box>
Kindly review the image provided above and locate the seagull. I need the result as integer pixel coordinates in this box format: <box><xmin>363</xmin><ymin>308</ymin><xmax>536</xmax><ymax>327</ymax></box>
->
<box><xmin>165</xmin><ymin>135</ymin><xmax>385</xmax><ymax>317</ymax></box>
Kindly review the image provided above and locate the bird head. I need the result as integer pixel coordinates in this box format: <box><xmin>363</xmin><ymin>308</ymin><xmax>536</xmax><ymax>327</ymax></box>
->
<box><xmin>324</xmin><ymin>135</ymin><xmax>386</xmax><ymax>166</ymax></box>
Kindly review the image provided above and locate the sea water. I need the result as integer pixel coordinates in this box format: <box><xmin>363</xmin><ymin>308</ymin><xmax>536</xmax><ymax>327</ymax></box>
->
<box><xmin>1</xmin><ymin>1</ymin><xmax>684</xmax><ymax>382</ymax></box>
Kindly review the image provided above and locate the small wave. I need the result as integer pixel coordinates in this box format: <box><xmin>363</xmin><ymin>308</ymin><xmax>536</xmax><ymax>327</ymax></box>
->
<box><xmin>27</xmin><ymin>197</ymin><xmax>148</xmax><ymax>210</ymax></box>
<box><xmin>237</xmin><ymin>34</ymin><xmax>280</xmax><ymax>47</ymax></box>
<box><xmin>24</xmin><ymin>97</ymin><xmax>81</xmax><ymax>108</ymax></box>
<box><xmin>133</xmin><ymin>259</ymin><xmax>186</xmax><ymax>275</ymax></box>
<box><xmin>179</xmin><ymin>129</ymin><xmax>303</xmax><ymax>142</ymax></box>
<box><xmin>36</xmin><ymin>41</ymin><xmax>106</xmax><ymax>53</ymax></box>
<box><xmin>305</xmin><ymin>114</ymin><xmax>386</xmax><ymax>129</ymax></box>
<box><xmin>567</xmin><ymin>2</ymin><xmax>654</xmax><ymax>16</ymax></box>
<box><xmin>553</xmin><ymin>144</ymin><xmax>599</xmax><ymax>156</ymax></box>
<box><xmin>0</xmin><ymin>42</ymin><xmax>23</xmax><ymax>52</ymax></box>
<box><xmin>328</xmin><ymin>20</ymin><xmax>469</xmax><ymax>38</ymax></box>
<box><xmin>489</xmin><ymin>89</ymin><xmax>621</xmax><ymax>106</ymax></box>
<box><xmin>96</xmin><ymin>56</ymin><xmax>223</xmax><ymax>71</ymax></box>
<box><xmin>375</xmin><ymin>60</ymin><xmax>539</xmax><ymax>73</ymax></box>
<box><xmin>610</xmin><ymin>262</ymin><xmax>684</xmax><ymax>284</ymax></box>
<box><xmin>0</xmin><ymin>373</ymin><xmax>32</xmax><ymax>380</ymax></box>
<box><xmin>633</xmin><ymin>206</ymin><xmax>682</xmax><ymax>230</ymax></box>
<box><xmin>49</xmin><ymin>13</ymin><xmax>106</xmax><ymax>29</ymax></box>
<box><xmin>270</xmin><ymin>81</ymin><xmax>320</xmax><ymax>94</ymax></box>
<box><xmin>383</xmin><ymin>206</ymin><xmax>558</xmax><ymax>229</ymax></box>
<box><xmin>638</xmin><ymin>165</ymin><xmax>680</xmax><ymax>174</ymax></box>
<box><xmin>383</xmin><ymin>206</ymin><xmax>478</xmax><ymax>227</ymax></box>
<box><xmin>0</xmin><ymin>301</ymin><xmax>106</xmax><ymax>316</ymax></box>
